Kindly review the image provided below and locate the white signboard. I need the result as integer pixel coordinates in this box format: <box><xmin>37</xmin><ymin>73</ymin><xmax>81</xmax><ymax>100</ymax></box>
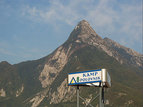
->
<box><xmin>68</xmin><ymin>69</ymin><xmax>102</xmax><ymax>86</ymax></box>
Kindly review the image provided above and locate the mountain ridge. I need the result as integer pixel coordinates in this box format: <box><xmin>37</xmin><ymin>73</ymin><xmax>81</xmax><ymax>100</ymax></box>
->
<box><xmin>66</xmin><ymin>20</ymin><xmax>143</xmax><ymax>69</ymax></box>
<box><xmin>0</xmin><ymin>20</ymin><xmax>143</xmax><ymax>107</ymax></box>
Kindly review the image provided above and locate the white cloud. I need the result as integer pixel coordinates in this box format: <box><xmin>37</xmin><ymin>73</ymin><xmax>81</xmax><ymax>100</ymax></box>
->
<box><xmin>21</xmin><ymin>0</ymin><xmax>141</xmax><ymax>32</ymax></box>
<box><xmin>21</xmin><ymin>0</ymin><xmax>92</xmax><ymax>25</ymax></box>
<box><xmin>21</xmin><ymin>0</ymin><xmax>142</xmax><ymax>53</ymax></box>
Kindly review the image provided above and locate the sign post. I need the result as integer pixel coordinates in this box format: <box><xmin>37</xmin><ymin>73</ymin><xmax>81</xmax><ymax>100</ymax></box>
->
<box><xmin>77</xmin><ymin>86</ymin><xmax>79</xmax><ymax>107</ymax></box>
<box><xmin>99</xmin><ymin>87</ymin><xmax>104</xmax><ymax>107</ymax></box>
<box><xmin>68</xmin><ymin>69</ymin><xmax>111</xmax><ymax>107</ymax></box>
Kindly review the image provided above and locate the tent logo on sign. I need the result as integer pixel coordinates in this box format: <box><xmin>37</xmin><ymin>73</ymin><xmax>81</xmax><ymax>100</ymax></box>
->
<box><xmin>70</xmin><ymin>77</ymin><xmax>77</xmax><ymax>84</ymax></box>
<box><xmin>70</xmin><ymin>77</ymin><xmax>80</xmax><ymax>84</ymax></box>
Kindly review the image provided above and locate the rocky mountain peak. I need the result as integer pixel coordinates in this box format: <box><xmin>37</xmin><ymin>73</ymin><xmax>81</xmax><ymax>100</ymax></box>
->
<box><xmin>66</xmin><ymin>20</ymin><xmax>143</xmax><ymax>68</ymax></box>
<box><xmin>0</xmin><ymin>61</ymin><xmax>11</xmax><ymax>72</ymax></box>
<box><xmin>77</xmin><ymin>20</ymin><xmax>90</xmax><ymax>27</ymax></box>
<box><xmin>74</xmin><ymin>19</ymin><xmax>96</xmax><ymax>35</ymax></box>
<box><xmin>0</xmin><ymin>61</ymin><xmax>11</xmax><ymax>66</ymax></box>
<box><xmin>67</xmin><ymin>20</ymin><xmax>102</xmax><ymax>44</ymax></box>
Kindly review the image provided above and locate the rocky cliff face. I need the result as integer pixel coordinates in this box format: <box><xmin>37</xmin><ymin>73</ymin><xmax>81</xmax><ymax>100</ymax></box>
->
<box><xmin>0</xmin><ymin>20</ymin><xmax>143</xmax><ymax>107</ymax></box>
<box><xmin>67</xmin><ymin>20</ymin><xmax>143</xmax><ymax>68</ymax></box>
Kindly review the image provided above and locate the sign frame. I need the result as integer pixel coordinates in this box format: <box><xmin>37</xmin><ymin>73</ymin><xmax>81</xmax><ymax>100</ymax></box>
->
<box><xmin>68</xmin><ymin>69</ymin><xmax>102</xmax><ymax>86</ymax></box>
<box><xmin>68</xmin><ymin>69</ymin><xmax>111</xmax><ymax>88</ymax></box>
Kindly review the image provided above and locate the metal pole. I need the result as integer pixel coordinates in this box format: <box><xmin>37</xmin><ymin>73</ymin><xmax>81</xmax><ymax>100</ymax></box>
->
<box><xmin>102</xmin><ymin>88</ymin><xmax>104</xmax><ymax>107</ymax></box>
<box><xmin>99</xmin><ymin>87</ymin><xmax>102</xmax><ymax>107</ymax></box>
<box><xmin>77</xmin><ymin>85</ymin><xmax>79</xmax><ymax>107</ymax></box>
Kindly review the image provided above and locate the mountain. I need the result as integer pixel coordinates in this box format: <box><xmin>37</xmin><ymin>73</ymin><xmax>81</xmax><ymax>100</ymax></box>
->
<box><xmin>0</xmin><ymin>20</ymin><xmax>143</xmax><ymax>107</ymax></box>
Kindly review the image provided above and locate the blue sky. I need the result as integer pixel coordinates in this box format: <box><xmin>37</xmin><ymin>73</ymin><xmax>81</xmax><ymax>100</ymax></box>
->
<box><xmin>0</xmin><ymin>0</ymin><xmax>142</xmax><ymax>64</ymax></box>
